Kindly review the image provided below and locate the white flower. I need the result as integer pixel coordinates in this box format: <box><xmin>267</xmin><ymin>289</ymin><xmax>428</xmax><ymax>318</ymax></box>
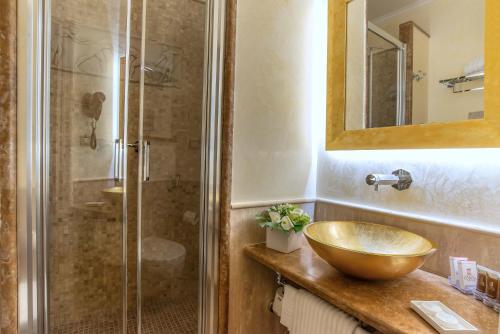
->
<box><xmin>280</xmin><ymin>216</ymin><xmax>294</xmax><ymax>231</ymax></box>
<box><xmin>291</xmin><ymin>208</ymin><xmax>304</xmax><ymax>216</ymax></box>
<box><xmin>269</xmin><ymin>211</ymin><xmax>281</xmax><ymax>223</ymax></box>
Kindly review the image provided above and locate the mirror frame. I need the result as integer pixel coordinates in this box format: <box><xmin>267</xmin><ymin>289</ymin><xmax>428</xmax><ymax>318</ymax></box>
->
<box><xmin>326</xmin><ymin>0</ymin><xmax>500</xmax><ymax>150</ymax></box>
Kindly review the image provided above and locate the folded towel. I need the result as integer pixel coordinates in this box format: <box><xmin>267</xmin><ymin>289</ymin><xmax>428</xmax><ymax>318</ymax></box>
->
<box><xmin>354</xmin><ymin>327</ymin><xmax>371</xmax><ymax>334</ymax></box>
<box><xmin>281</xmin><ymin>284</ymin><xmax>298</xmax><ymax>328</ymax></box>
<box><xmin>281</xmin><ymin>285</ymin><xmax>363</xmax><ymax>334</ymax></box>
<box><xmin>464</xmin><ymin>56</ymin><xmax>484</xmax><ymax>76</ymax></box>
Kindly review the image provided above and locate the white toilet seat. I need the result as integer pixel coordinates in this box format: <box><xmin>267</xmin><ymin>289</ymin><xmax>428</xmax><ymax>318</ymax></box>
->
<box><xmin>142</xmin><ymin>237</ymin><xmax>186</xmax><ymax>263</ymax></box>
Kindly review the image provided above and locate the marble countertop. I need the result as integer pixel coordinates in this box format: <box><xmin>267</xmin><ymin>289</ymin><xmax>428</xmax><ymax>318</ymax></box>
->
<box><xmin>244</xmin><ymin>243</ymin><xmax>499</xmax><ymax>334</ymax></box>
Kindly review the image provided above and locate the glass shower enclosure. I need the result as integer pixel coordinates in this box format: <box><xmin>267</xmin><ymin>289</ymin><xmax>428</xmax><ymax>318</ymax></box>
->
<box><xmin>17</xmin><ymin>0</ymin><xmax>224</xmax><ymax>332</ymax></box>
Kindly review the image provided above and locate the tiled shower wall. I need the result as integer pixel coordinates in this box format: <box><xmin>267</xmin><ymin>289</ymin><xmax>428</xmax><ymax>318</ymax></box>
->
<box><xmin>0</xmin><ymin>0</ymin><xmax>17</xmax><ymax>332</ymax></box>
<box><xmin>48</xmin><ymin>0</ymin><xmax>205</xmax><ymax>326</ymax></box>
<box><xmin>369</xmin><ymin>49</ymin><xmax>398</xmax><ymax>127</ymax></box>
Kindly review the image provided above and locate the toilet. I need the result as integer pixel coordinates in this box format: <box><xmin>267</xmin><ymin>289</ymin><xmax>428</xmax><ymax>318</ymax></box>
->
<box><xmin>141</xmin><ymin>237</ymin><xmax>186</xmax><ymax>300</ymax></box>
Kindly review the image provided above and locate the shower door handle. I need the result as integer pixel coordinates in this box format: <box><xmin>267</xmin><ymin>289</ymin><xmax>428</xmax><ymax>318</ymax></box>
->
<box><xmin>143</xmin><ymin>140</ymin><xmax>151</xmax><ymax>182</ymax></box>
<box><xmin>114</xmin><ymin>139</ymin><xmax>123</xmax><ymax>182</ymax></box>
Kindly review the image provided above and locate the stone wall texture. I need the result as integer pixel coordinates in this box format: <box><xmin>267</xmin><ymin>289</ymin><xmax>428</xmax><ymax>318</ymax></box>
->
<box><xmin>0</xmin><ymin>0</ymin><xmax>17</xmax><ymax>332</ymax></box>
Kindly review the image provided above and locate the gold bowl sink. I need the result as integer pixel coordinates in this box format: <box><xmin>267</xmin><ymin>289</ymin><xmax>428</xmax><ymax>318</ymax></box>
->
<box><xmin>304</xmin><ymin>221</ymin><xmax>437</xmax><ymax>280</ymax></box>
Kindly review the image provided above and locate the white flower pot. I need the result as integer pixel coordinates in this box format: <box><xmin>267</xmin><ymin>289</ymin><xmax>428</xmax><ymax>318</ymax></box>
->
<box><xmin>266</xmin><ymin>229</ymin><xmax>303</xmax><ymax>253</ymax></box>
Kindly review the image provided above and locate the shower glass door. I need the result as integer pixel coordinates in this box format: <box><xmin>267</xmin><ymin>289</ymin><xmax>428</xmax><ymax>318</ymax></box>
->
<box><xmin>366</xmin><ymin>24</ymin><xmax>406</xmax><ymax>128</ymax></box>
<box><xmin>46</xmin><ymin>0</ymin><xmax>129</xmax><ymax>332</ymax></box>
<box><xmin>136</xmin><ymin>0</ymin><xmax>206</xmax><ymax>333</ymax></box>
<box><xmin>41</xmin><ymin>0</ymin><xmax>219</xmax><ymax>332</ymax></box>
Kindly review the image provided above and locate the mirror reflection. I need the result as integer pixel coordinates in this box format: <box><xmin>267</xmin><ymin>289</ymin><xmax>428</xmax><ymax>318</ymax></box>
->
<box><xmin>345</xmin><ymin>0</ymin><xmax>485</xmax><ymax>130</ymax></box>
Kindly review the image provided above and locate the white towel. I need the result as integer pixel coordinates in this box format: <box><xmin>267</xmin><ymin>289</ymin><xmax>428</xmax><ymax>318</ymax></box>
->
<box><xmin>354</xmin><ymin>327</ymin><xmax>370</xmax><ymax>334</ymax></box>
<box><xmin>464</xmin><ymin>56</ymin><xmax>484</xmax><ymax>76</ymax></box>
<box><xmin>281</xmin><ymin>284</ymin><xmax>298</xmax><ymax>328</ymax></box>
<box><xmin>281</xmin><ymin>285</ymin><xmax>364</xmax><ymax>334</ymax></box>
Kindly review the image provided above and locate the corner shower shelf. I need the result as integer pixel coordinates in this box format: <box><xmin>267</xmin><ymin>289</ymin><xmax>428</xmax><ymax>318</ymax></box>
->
<box><xmin>439</xmin><ymin>72</ymin><xmax>484</xmax><ymax>93</ymax></box>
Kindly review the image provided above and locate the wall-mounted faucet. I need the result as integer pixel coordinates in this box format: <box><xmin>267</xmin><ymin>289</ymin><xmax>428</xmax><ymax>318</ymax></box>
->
<box><xmin>365</xmin><ymin>169</ymin><xmax>412</xmax><ymax>191</ymax></box>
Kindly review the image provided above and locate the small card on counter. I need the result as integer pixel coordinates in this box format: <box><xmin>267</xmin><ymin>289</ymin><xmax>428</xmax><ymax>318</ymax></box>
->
<box><xmin>457</xmin><ymin>261</ymin><xmax>477</xmax><ymax>291</ymax></box>
<box><xmin>410</xmin><ymin>301</ymin><xmax>479</xmax><ymax>333</ymax></box>
<box><xmin>449</xmin><ymin>257</ymin><xmax>468</xmax><ymax>286</ymax></box>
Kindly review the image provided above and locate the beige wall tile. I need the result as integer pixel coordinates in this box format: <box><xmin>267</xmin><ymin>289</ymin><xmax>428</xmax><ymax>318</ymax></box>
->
<box><xmin>228</xmin><ymin>203</ymin><xmax>314</xmax><ymax>334</ymax></box>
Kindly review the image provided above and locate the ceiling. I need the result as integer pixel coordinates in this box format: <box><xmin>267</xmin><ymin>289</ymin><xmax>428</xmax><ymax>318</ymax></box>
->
<box><xmin>367</xmin><ymin>0</ymin><xmax>425</xmax><ymax>21</ymax></box>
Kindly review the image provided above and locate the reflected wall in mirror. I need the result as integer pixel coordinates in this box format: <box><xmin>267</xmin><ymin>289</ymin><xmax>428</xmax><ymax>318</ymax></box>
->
<box><xmin>345</xmin><ymin>0</ymin><xmax>485</xmax><ymax>130</ymax></box>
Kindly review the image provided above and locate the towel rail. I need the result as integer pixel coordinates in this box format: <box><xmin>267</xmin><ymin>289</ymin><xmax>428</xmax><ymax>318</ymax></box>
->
<box><xmin>276</xmin><ymin>272</ymin><xmax>286</xmax><ymax>287</ymax></box>
<box><xmin>268</xmin><ymin>272</ymin><xmax>286</xmax><ymax>312</ymax></box>
<box><xmin>439</xmin><ymin>71</ymin><xmax>484</xmax><ymax>93</ymax></box>
<box><xmin>269</xmin><ymin>272</ymin><xmax>380</xmax><ymax>333</ymax></box>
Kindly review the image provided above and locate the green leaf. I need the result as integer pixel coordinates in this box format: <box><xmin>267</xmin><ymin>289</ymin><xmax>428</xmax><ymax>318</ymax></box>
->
<box><xmin>255</xmin><ymin>203</ymin><xmax>310</xmax><ymax>231</ymax></box>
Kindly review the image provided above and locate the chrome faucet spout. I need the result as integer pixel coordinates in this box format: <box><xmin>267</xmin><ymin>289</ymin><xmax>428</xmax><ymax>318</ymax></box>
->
<box><xmin>365</xmin><ymin>169</ymin><xmax>412</xmax><ymax>191</ymax></box>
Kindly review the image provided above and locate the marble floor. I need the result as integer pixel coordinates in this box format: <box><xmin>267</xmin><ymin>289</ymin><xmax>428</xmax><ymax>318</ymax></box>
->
<box><xmin>51</xmin><ymin>298</ymin><xmax>197</xmax><ymax>334</ymax></box>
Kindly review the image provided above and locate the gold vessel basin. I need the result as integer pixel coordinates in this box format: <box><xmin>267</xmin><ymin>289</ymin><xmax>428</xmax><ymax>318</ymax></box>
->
<box><xmin>304</xmin><ymin>221</ymin><xmax>437</xmax><ymax>280</ymax></box>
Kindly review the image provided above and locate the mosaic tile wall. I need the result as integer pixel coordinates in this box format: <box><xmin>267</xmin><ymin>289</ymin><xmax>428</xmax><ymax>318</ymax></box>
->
<box><xmin>141</xmin><ymin>180</ymin><xmax>200</xmax><ymax>304</ymax></box>
<box><xmin>369</xmin><ymin>49</ymin><xmax>398</xmax><ymax>127</ymax></box>
<box><xmin>48</xmin><ymin>0</ymin><xmax>205</xmax><ymax>330</ymax></box>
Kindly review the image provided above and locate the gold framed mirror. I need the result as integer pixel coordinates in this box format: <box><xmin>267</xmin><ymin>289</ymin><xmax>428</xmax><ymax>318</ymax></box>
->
<box><xmin>326</xmin><ymin>0</ymin><xmax>500</xmax><ymax>150</ymax></box>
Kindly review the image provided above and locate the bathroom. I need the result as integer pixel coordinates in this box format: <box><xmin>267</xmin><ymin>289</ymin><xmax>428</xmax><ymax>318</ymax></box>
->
<box><xmin>1</xmin><ymin>0</ymin><xmax>499</xmax><ymax>333</ymax></box>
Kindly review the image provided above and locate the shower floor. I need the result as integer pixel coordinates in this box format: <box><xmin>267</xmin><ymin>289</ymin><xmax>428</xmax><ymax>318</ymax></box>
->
<box><xmin>51</xmin><ymin>298</ymin><xmax>197</xmax><ymax>334</ymax></box>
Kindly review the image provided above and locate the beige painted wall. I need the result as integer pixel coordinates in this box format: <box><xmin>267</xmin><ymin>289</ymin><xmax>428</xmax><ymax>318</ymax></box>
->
<box><xmin>231</xmin><ymin>0</ymin><xmax>322</xmax><ymax>205</ymax></box>
<box><xmin>375</xmin><ymin>0</ymin><xmax>484</xmax><ymax>123</ymax></box>
<box><xmin>232</xmin><ymin>0</ymin><xmax>500</xmax><ymax>233</ymax></box>
<box><xmin>317</xmin><ymin>147</ymin><xmax>500</xmax><ymax>234</ymax></box>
